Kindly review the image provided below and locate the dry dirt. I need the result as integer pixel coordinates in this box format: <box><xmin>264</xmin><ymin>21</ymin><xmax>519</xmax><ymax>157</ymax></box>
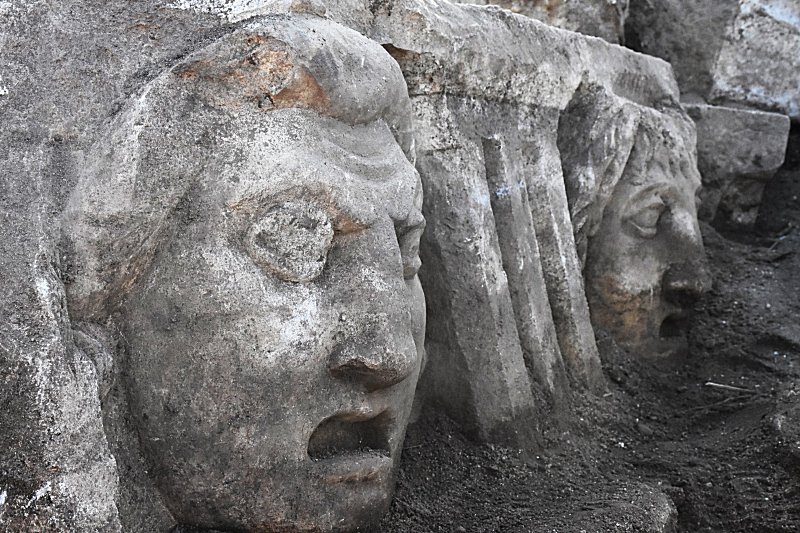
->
<box><xmin>379</xmin><ymin>126</ymin><xmax>800</xmax><ymax>532</ymax></box>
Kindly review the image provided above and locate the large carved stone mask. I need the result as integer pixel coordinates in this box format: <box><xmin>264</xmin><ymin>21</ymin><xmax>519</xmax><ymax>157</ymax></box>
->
<box><xmin>560</xmin><ymin>87</ymin><xmax>711</xmax><ymax>357</ymax></box>
<box><xmin>62</xmin><ymin>15</ymin><xmax>425</xmax><ymax>532</ymax></box>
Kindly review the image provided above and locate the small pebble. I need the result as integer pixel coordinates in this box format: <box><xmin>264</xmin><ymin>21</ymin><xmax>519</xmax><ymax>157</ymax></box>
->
<box><xmin>637</xmin><ymin>422</ymin><xmax>655</xmax><ymax>437</ymax></box>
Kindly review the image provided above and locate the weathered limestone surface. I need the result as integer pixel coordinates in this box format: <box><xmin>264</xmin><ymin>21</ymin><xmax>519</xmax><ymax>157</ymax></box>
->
<box><xmin>627</xmin><ymin>0</ymin><xmax>800</xmax><ymax>120</ymax></box>
<box><xmin>709</xmin><ymin>0</ymin><xmax>800</xmax><ymax>120</ymax></box>
<box><xmin>0</xmin><ymin>0</ymin><xmax>722</xmax><ymax>530</ymax></box>
<box><xmin>460</xmin><ymin>0</ymin><xmax>628</xmax><ymax>43</ymax></box>
<box><xmin>410</xmin><ymin>96</ymin><xmax>540</xmax><ymax>443</ymax></box>
<box><xmin>686</xmin><ymin>104</ymin><xmax>790</xmax><ymax>227</ymax></box>
<box><xmin>625</xmin><ymin>0</ymin><xmax>740</xmax><ymax>100</ymax></box>
<box><xmin>0</xmin><ymin>2</ymin><xmax>224</xmax><ymax>530</ymax></box>
<box><xmin>559</xmin><ymin>82</ymin><xmax>711</xmax><ymax>358</ymax></box>
<box><xmin>2</xmin><ymin>2</ymin><xmax>424</xmax><ymax>531</ymax></box>
<box><xmin>371</xmin><ymin>0</ymin><xmax>686</xmax><ymax>438</ymax></box>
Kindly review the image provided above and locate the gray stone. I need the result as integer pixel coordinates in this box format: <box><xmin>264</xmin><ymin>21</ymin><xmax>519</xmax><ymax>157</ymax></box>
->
<box><xmin>411</xmin><ymin>95</ymin><xmax>543</xmax><ymax>445</ymax></box>
<box><xmin>372</xmin><ymin>0</ymin><xmax>679</xmax><ymax>110</ymax></box>
<box><xmin>66</xmin><ymin>15</ymin><xmax>423</xmax><ymax>533</ymax></box>
<box><xmin>372</xmin><ymin>0</ymin><xmax>690</xmax><ymax>431</ymax></box>
<box><xmin>627</xmin><ymin>0</ymin><xmax>800</xmax><ymax>120</ymax></box>
<box><xmin>559</xmin><ymin>84</ymin><xmax>712</xmax><ymax>358</ymax></box>
<box><xmin>685</xmin><ymin>103</ymin><xmax>790</xmax><ymax>227</ymax></box>
<box><xmin>709</xmin><ymin>0</ymin><xmax>800</xmax><ymax>121</ymax></box>
<box><xmin>3</xmin><ymin>5</ymin><xmax>426</xmax><ymax>531</ymax></box>
<box><xmin>0</xmin><ymin>1</ymin><xmax>715</xmax><ymax>530</ymax></box>
<box><xmin>460</xmin><ymin>0</ymin><xmax>629</xmax><ymax>43</ymax></box>
<box><xmin>625</xmin><ymin>0</ymin><xmax>740</xmax><ymax>100</ymax></box>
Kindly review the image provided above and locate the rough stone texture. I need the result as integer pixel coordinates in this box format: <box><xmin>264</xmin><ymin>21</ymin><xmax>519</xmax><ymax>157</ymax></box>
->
<box><xmin>0</xmin><ymin>1</ymin><xmax>230</xmax><ymax>529</ymax></box>
<box><xmin>62</xmin><ymin>16</ymin><xmax>425</xmax><ymax>532</ymax></box>
<box><xmin>165</xmin><ymin>0</ymin><xmax>378</xmax><ymax>35</ymax></box>
<box><xmin>685</xmin><ymin>103</ymin><xmax>790</xmax><ymax>227</ymax></box>
<box><xmin>1</xmin><ymin>2</ymin><xmax>426</xmax><ymax>531</ymax></box>
<box><xmin>0</xmin><ymin>0</ymin><xmax>717</xmax><ymax>530</ymax></box>
<box><xmin>371</xmin><ymin>0</ymin><xmax>687</xmax><ymax>437</ymax></box>
<box><xmin>627</xmin><ymin>0</ymin><xmax>800</xmax><ymax>121</ymax></box>
<box><xmin>709</xmin><ymin>0</ymin><xmax>800</xmax><ymax>121</ymax></box>
<box><xmin>409</xmin><ymin>94</ymin><xmax>558</xmax><ymax>446</ymax></box>
<box><xmin>559</xmin><ymin>83</ymin><xmax>712</xmax><ymax>358</ymax></box>
<box><xmin>461</xmin><ymin>0</ymin><xmax>628</xmax><ymax>43</ymax></box>
<box><xmin>625</xmin><ymin>0</ymin><xmax>740</xmax><ymax>100</ymax></box>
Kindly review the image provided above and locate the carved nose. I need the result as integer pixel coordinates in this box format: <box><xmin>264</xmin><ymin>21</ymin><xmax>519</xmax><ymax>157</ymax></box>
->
<box><xmin>328</xmin><ymin>318</ymin><xmax>418</xmax><ymax>392</ymax></box>
<box><xmin>662</xmin><ymin>259</ymin><xmax>712</xmax><ymax>307</ymax></box>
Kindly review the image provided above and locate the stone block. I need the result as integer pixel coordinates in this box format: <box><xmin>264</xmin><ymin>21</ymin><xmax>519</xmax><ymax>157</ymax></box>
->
<box><xmin>685</xmin><ymin>103</ymin><xmax>790</xmax><ymax>227</ymax></box>
<box><xmin>373</xmin><ymin>0</ymin><xmax>692</xmax><ymax>430</ymax></box>
<box><xmin>627</xmin><ymin>0</ymin><xmax>800</xmax><ymax>121</ymax></box>
<box><xmin>413</xmin><ymin>95</ymin><xmax>542</xmax><ymax>446</ymax></box>
<box><xmin>460</xmin><ymin>0</ymin><xmax>628</xmax><ymax>43</ymax></box>
<box><xmin>709</xmin><ymin>0</ymin><xmax>800</xmax><ymax>120</ymax></box>
<box><xmin>626</xmin><ymin>0</ymin><xmax>740</xmax><ymax>99</ymax></box>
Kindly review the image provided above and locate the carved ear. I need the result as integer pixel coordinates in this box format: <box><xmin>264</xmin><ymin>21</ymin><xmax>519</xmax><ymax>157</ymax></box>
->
<box><xmin>558</xmin><ymin>82</ymin><xmax>640</xmax><ymax>267</ymax></box>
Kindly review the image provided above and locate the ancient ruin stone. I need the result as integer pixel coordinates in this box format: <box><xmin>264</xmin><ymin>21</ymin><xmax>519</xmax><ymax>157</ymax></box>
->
<box><xmin>686</xmin><ymin>103</ymin><xmax>790</xmax><ymax>227</ymax></box>
<box><xmin>408</xmin><ymin>94</ymin><xmax>544</xmax><ymax>446</ymax></box>
<box><xmin>625</xmin><ymin>0</ymin><xmax>740</xmax><ymax>100</ymax></box>
<box><xmin>0</xmin><ymin>0</ymin><xmax>736</xmax><ymax>530</ymax></box>
<box><xmin>372</xmin><ymin>0</ymin><xmax>688</xmax><ymax>437</ymax></box>
<box><xmin>627</xmin><ymin>0</ymin><xmax>800</xmax><ymax>120</ymax></box>
<box><xmin>560</xmin><ymin>86</ymin><xmax>712</xmax><ymax>358</ymax></box>
<box><xmin>462</xmin><ymin>0</ymin><xmax>628</xmax><ymax>43</ymax></box>
<box><xmin>709</xmin><ymin>0</ymin><xmax>800</xmax><ymax>121</ymax></box>
<box><xmin>3</xmin><ymin>7</ymin><xmax>426</xmax><ymax>530</ymax></box>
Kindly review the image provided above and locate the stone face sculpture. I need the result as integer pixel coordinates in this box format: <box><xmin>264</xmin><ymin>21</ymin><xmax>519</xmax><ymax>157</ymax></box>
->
<box><xmin>61</xmin><ymin>14</ymin><xmax>424</xmax><ymax>532</ymax></box>
<box><xmin>560</xmin><ymin>86</ymin><xmax>711</xmax><ymax>357</ymax></box>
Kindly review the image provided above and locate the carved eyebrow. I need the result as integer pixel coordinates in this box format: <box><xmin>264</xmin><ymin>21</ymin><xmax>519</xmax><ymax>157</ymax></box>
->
<box><xmin>226</xmin><ymin>190</ymin><xmax>370</xmax><ymax>235</ymax></box>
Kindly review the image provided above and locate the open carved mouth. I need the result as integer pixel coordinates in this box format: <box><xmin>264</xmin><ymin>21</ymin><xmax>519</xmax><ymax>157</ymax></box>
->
<box><xmin>308</xmin><ymin>411</ymin><xmax>392</xmax><ymax>460</ymax></box>
<box><xmin>659</xmin><ymin>312</ymin><xmax>690</xmax><ymax>341</ymax></box>
<box><xmin>308</xmin><ymin>411</ymin><xmax>393</xmax><ymax>484</ymax></box>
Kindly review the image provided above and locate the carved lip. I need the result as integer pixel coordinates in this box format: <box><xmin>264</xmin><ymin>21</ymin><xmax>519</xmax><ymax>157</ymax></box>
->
<box><xmin>655</xmin><ymin>309</ymin><xmax>692</xmax><ymax>356</ymax></box>
<box><xmin>308</xmin><ymin>410</ymin><xmax>393</xmax><ymax>484</ymax></box>
<box><xmin>659</xmin><ymin>310</ymin><xmax>691</xmax><ymax>341</ymax></box>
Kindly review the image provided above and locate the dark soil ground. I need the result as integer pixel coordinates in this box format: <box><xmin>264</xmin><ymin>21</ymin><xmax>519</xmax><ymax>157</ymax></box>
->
<box><xmin>380</xmin><ymin>126</ymin><xmax>800</xmax><ymax>532</ymax></box>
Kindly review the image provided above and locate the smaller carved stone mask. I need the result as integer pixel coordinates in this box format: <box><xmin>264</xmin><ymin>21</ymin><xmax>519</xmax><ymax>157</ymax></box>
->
<box><xmin>582</xmin><ymin>108</ymin><xmax>711</xmax><ymax>357</ymax></box>
<box><xmin>560</xmin><ymin>87</ymin><xmax>711</xmax><ymax>358</ymax></box>
<box><xmin>63</xmin><ymin>15</ymin><xmax>424</xmax><ymax>532</ymax></box>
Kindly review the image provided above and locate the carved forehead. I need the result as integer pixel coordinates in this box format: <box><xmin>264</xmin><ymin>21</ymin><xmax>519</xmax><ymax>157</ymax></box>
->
<box><xmin>625</xmin><ymin>107</ymin><xmax>700</xmax><ymax>188</ymax></box>
<box><xmin>165</xmin><ymin>14</ymin><xmax>414</xmax><ymax>159</ymax></box>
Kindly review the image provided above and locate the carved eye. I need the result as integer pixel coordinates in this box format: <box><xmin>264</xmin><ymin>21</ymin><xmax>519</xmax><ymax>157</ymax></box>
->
<box><xmin>397</xmin><ymin>215</ymin><xmax>425</xmax><ymax>281</ymax></box>
<box><xmin>245</xmin><ymin>201</ymin><xmax>334</xmax><ymax>282</ymax></box>
<box><xmin>625</xmin><ymin>199</ymin><xmax>666</xmax><ymax>239</ymax></box>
